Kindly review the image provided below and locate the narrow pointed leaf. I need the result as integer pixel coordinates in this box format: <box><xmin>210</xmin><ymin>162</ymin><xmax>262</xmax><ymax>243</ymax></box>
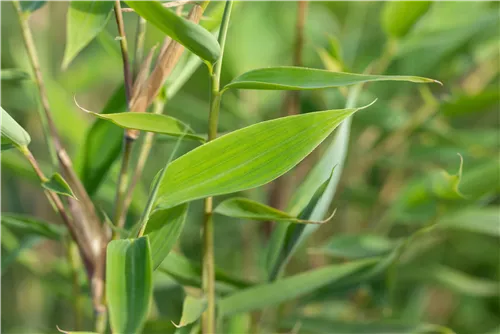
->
<box><xmin>174</xmin><ymin>296</ymin><xmax>207</xmax><ymax>328</ymax></box>
<box><xmin>20</xmin><ymin>1</ymin><xmax>47</xmax><ymax>13</ymax></box>
<box><xmin>218</xmin><ymin>259</ymin><xmax>376</xmax><ymax>317</ymax></box>
<box><xmin>382</xmin><ymin>1</ymin><xmax>432</xmax><ymax>38</ymax></box>
<box><xmin>56</xmin><ymin>326</ymin><xmax>97</xmax><ymax>334</ymax></box>
<box><xmin>318</xmin><ymin>234</ymin><xmax>397</xmax><ymax>260</ymax></box>
<box><xmin>155</xmin><ymin>104</ymin><xmax>374</xmax><ymax>210</ymax></box>
<box><xmin>78</xmin><ymin>84</ymin><xmax>126</xmax><ymax>195</ymax></box>
<box><xmin>125</xmin><ymin>1</ymin><xmax>221</xmax><ymax>64</ymax></box>
<box><xmin>214</xmin><ymin>197</ymin><xmax>330</xmax><ymax>224</ymax></box>
<box><xmin>62</xmin><ymin>1</ymin><xmax>115</xmax><ymax>69</ymax></box>
<box><xmin>1</xmin><ymin>69</ymin><xmax>30</xmax><ymax>81</ymax></box>
<box><xmin>107</xmin><ymin>237</ymin><xmax>153</xmax><ymax>334</ymax></box>
<box><xmin>431</xmin><ymin>265</ymin><xmax>499</xmax><ymax>297</ymax></box>
<box><xmin>79</xmin><ymin>107</ymin><xmax>204</xmax><ymax>142</ymax></box>
<box><xmin>1</xmin><ymin>214</ymin><xmax>65</xmax><ymax>240</ymax></box>
<box><xmin>437</xmin><ymin>208</ymin><xmax>500</xmax><ymax>237</ymax></box>
<box><xmin>42</xmin><ymin>173</ymin><xmax>77</xmax><ymax>199</ymax></box>
<box><xmin>1</xmin><ymin>107</ymin><xmax>31</xmax><ymax>148</ymax></box>
<box><xmin>223</xmin><ymin>67</ymin><xmax>440</xmax><ymax>91</ymax></box>
<box><xmin>143</xmin><ymin>204</ymin><xmax>189</xmax><ymax>269</ymax></box>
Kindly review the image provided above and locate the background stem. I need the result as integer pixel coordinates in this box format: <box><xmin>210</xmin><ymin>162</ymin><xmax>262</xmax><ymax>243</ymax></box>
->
<box><xmin>202</xmin><ymin>2</ymin><xmax>233</xmax><ymax>333</ymax></box>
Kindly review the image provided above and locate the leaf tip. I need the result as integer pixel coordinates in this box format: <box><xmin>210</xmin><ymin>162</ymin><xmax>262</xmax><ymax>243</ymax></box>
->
<box><xmin>73</xmin><ymin>96</ymin><xmax>94</xmax><ymax>115</ymax></box>
<box><xmin>56</xmin><ymin>325</ymin><xmax>68</xmax><ymax>334</ymax></box>
<box><xmin>358</xmin><ymin>98</ymin><xmax>378</xmax><ymax>111</ymax></box>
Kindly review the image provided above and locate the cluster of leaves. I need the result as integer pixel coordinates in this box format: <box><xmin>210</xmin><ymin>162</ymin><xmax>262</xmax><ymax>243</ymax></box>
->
<box><xmin>1</xmin><ymin>1</ymin><xmax>499</xmax><ymax>334</ymax></box>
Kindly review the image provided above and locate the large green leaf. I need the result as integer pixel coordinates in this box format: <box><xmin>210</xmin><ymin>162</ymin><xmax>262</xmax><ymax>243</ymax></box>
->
<box><xmin>62</xmin><ymin>1</ymin><xmax>115</xmax><ymax>69</ymax></box>
<box><xmin>1</xmin><ymin>106</ymin><xmax>31</xmax><ymax>149</ymax></box>
<box><xmin>125</xmin><ymin>1</ymin><xmax>221</xmax><ymax>64</ymax></box>
<box><xmin>106</xmin><ymin>237</ymin><xmax>153</xmax><ymax>334</ymax></box>
<box><xmin>218</xmin><ymin>259</ymin><xmax>376</xmax><ymax>317</ymax></box>
<box><xmin>381</xmin><ymin>1</ymin><xmax>432</xmax><ymax>38</ymax></box>
<box><xmin>79</xmin><ymin>107</ymin><xmax>204</xmax><ymax>142</ymax></box>
<box><xmin>154</xmin><ymin>104</ymin><xmax>373</xmax><ymax>210</ymax></box>
<box><xmin>214</xmin><ymin>197</ymin><xmax>332</xmax><ymax>224</ymax></box>
<box><xmin>143</xmin><ymin>204</ymin><xmax>188</xmax><ymax>269</ymax></box>
<box><xmin>1</xmin><ymin>214</ymin><xmax>65</xmax><ymax>240</ymax></box>
<box><xmin>1</xmin><ymin>69</ymin><xmax>30</xmax><ymax>81</ymax></box>
<box><xmin>437</xmin><ymin>208</ymin><xmax>500</xmax><ymax>237</ymax></box>
<box><xmin>78</xmin><ymin>84</ymin><xmax>126</xmax><ymax>195</ymax></box>
<box><xmin>42</xmin><ymin>173</ymin><xmax>77</xmax><ymax>199</ymax></box>
<box><xmin>223</xmin><ymin>67</ymin><xmax>439</xmax><ymax>91</ymax></box>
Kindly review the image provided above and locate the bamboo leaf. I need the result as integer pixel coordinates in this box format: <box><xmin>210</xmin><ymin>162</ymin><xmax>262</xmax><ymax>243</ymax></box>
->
<box><xmin>1</xmin><ymin>69</ymin><xmax>30</xmax><ymax>81</ymax></box>
<box><xmin>218</xmin><ymin>259</ymin><xmax>376</xmax><ymax>317</ymax></box>
<box><xmin>1</xmin><ymin>214</ymin><xmax>65</xmax><ymax>240</ymax></box>
<box><xmin>77</xmin><ymin>84</ymin><xmax>126</xmax><ymax>195</ymax></box>
<box><xmin>143</xmin><ymin>204</ymin><xmax>189</xmax><ymax>270</ymax></box>
<box><xmin>174</xmin><ymin>296</ymin><xmax>207</xmax><ymax>328</ymax></box>
<box><xmin>42</xmin><ymin>173</ymin><xmax>78</xmax><ymax>199</ymax></box>
<box><xmin>56</xmin><ymin>326</ymin><xmax>97</xmax><ymax>334</ymax></box>
<box><xmin>214</xmin><ymin>197</ymin><xmax>333</xmax><ymax>224</ymax></box>
<box><xmin>20</xmin><ymin>1</ymin><xmax>47</xmax><ymax>13</ymax></box>
<box><xmin>437</xmin><ymin>208</ymin><xmax>500</xmax><ymax>237</ymax></box>
<box><xmin>1</xmin><ymin>106</ymin><xmax>31</xmax><ymax>149</ymax></box>
<box><xmin>62</xmin><ymin>1</ymin><xmax>115</xmax><ymax>69</ymax></box>
<box><xmin>76</xmin><ymin>101</ymin><xmax>205</xmax><ymax>142</ymax></box>
<box><xmin>381</xmin><ymin>1</ymin><xmax>432</xmax><ymax>38</ymax></box>
<box><xmin>106</xmin><ymin>237</ymin><xmax>153</xmax><ymax>334</ymax></box>
<box><xmin>155</xmin><ymin>104</ymin><xmax>375</xmax><ymax>210</ymax></box>
<box><xmin>125</xmin><ymin>1</ymin><xmax>221</xmax><ymax>64</ymax></box>
<box><xmin>223</xmin><ymin>67</ymin><xmax>440</xmax><ymax>92</ymax></box>
<box><xmin>431</xmin><ymin>265</ymin><xmax>499</xmax><ymax>297</ymax></box>
<box><xmin>317</xmin><ymin>234</ymin><xmax>397</xmax><ymax>260</ymax></box>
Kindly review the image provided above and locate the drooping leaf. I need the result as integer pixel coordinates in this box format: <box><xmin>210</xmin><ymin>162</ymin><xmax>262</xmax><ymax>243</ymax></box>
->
<box><xmin>106</xmin><ymin>237</ymin><xmax>153</xmax><ymax>334</ymax></box>
<box><xmin>214</xmin><ymin>197</ymin><xmax>332</xmax><ymax>224</ymax></box>
<box><xmin>1</xmin><ymin>106</ymin><xmax>31</xmax><ymax>149</ymax></box>
<box><xmin>1</xmin><ymin>69</ymin><xmax>30</xmax><ymax>81</ymax></box>
<box><xmin>1</xmin><ymin>214</ymin><xmax>65</xmax><ymax>240</ymax></box>
<box><xmin>77</xmin><ymin>84</ymin><xmax>126</xmax><ymax>195</ymax></box>
<box><xmin>318</xmin><ymin>234</ymin><xmax>397</xmax><ymax>260</ymax></box>
<box><xmin>223</xmin><ymin>67</ymin><xmax>439</xmax><ymax>92</ymax></box>
<box><xmin>20</xmin><ymin>1</ymin><xmax>47</xmax><ymax>13</ymax></box>
<box><xmin>143</xmin><ymin>204</ymin><xmax>189</xmax><ymax>269</ymax></box>
<box><xmin>218</xmin><ymin>259</ymin><xmax>376</xmax><ymax>317</ymax></box>
<box><xmin>432</xmin><ymin>154</ymin><xmax>465</xmax><ymax>200</ymax></box>
<box><xmin>77</xmin><ymin>104</ymin><xmax>205</xmax><ymax>142</ymax></box>
<box><xmin>154</xmin><ymin>104</ymin><xmax>374</xmax><ymax>210</ymax></box>
<box><xmin>173</xmin><ymin>295</ymin><xmax>207</xmax><ymax>328</ymax></box>
<box><xmin>437</xmin><ymin>208</ymin><xmax>500</xmax><ymax>237</ymax></box>
<box><xmin>125</xmin><ymin>1</ymin><xmax>221</xmax><ymax>64</ymax></box>
<box><xmin>62</xmin><ymin>1</ymin><xmax>115</xmax><ymax>69</ymax></box>
<box><xmin>381</xmin><ymin>1</ymin><xmax>432</xmax><ymax>38</ymax></box>
<box><xmin>42</xmin><ymin>173</ymin><xmax>77</xmax><ymax>199</ymax></box>
<box><xmin>431</xmin><ymin>265</ymin><xmax>499</xmax><ymax>297</ymax></box>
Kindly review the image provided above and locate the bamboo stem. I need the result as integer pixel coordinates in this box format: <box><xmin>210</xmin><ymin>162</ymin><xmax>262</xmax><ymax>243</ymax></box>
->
<box><xmin>202</xmin><ymin>2</ymin><xmax>233</xmax><ymax>333</ymax></box>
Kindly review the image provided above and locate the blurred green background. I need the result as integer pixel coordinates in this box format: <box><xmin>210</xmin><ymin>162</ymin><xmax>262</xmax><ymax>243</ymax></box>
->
<box><xmin>1</xmin><ymin>1</ymin><xmax>499</xmax><ymax>333</ymax></box>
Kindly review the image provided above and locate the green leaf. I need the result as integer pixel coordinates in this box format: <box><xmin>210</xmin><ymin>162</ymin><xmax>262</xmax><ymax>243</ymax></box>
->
<box><xmin>77</xmin><ymin>84</ymin><xmax>126</xmax><ymax>195</ymax></box>
<box><xmin>437</xmin><ymin>208</ymin><xmax>500</xmax><ymax>237</ymax></box>
<box><xmin>143</xmin><ymin>204</ymin><xmax>189</xmax><ymax>270</ymax></box>
<box><xmin>20</xmin><ymin>1</ymin><xmax>47</xmax><ymax>13</ymax></box>
<box><xmin>214</xmin><ymin>197</ymin><xmax>334</xmax><ymax>224</ymax></box>
<box><xmin>218</xmin><ymin>259</ymin><xmax>376</xmax><ymax>317</ymax></box>
<box><xmin>223</xmin><ymin>67</ymin><xmax>440</xmax><ymax>92</ymax></box>
<box><xmin>174</xmin><ymin>295</ymin><xmax>207</xmax><ymax>328</ymax></box>
<box><xmin>125</xmin><ymin>1</ymin><xmax>221</xmax><ymax>64</ymax></box>
<box><xmin>1</xmin><ymin>214</ymin><xmax>65</xmax><ymax>240</ymax></box>
<box><xmin>56</xmin><ymin>326</ymin><xmax>98</xmax><ymax>334</ymax></box>
<box><xmin>106</xmin><ymin>237</ymin><xmax>153</xmax><ymax>334</ymax></box>
<box><xmin>154</xmin><ymin>104</ymin><xmax>374</xmax><ymax>210</ymax></box>
<box><xmin>1</xmin><ymin>106</ymin><xmax>31</xmax><ymax>149</ymax></box>
<box><xmin>381</xmin><ymin>1</ymin><xmax>432</xmax><ymax>38</ymax></box>
<box><xmin>432</xmin><ymin>154</ymin><xmax>465</xmax><ymax>200</ymax></box>
<box><xmin>318</xmin><ymin>234</ymin><xmax>397</xmax><ymax>260</ymax></box>
<box><xmin>1</xmin><ymin>69</ymin><xmax>30</xmax><ymax>81</ymax></box>
<box><xmin>42</xmin><ymin>173</ymin><xmax>77</xmax><ymax>199</ymax></box>
<box><xmin>77</xmin><ymin>103</ymin><xmax>205</xmax><ymax>142</ymax></box>
<box><xmin>158</xmin><ymin>252</ymin><xmax>253</xmax><ymax>294</ymax></box>
<box><xmin>431</xmin><ymin>265</ymin><xmax>499</xmax><ymax>297</ymax></box>
<box><xmin>62</xmin><ymin>1</ymin><xmax>115</xmax><ymax>69</ymax></box>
